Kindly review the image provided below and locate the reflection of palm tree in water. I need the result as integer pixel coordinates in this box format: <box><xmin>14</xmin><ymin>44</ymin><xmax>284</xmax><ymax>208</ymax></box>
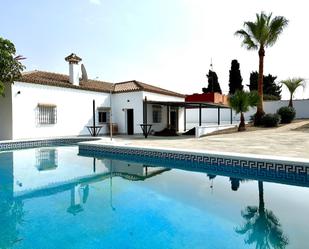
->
<box><xmin>236</xmin><ymin>181</ymin><xmax>288</xmax><ymax>249</ymax></box>
<box><xmin>0</xmin><ymin>199</ymin><xmax>25</xmax><ymax>249</ymax></box>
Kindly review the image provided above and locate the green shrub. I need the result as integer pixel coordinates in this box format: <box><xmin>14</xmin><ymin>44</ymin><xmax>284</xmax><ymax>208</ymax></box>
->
<box><xmin>262</xmin><ymin>113</ymin><xmax>280</xmax><ymax>127</ymax></box>
<box><xmin>277</xmin><ymin>106</ymin><xmax>296</xmax><ymax>124</ymax></box>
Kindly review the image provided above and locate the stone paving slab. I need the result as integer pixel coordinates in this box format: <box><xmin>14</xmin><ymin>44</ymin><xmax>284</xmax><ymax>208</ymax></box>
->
<box><xmin>97</xmin><ymin>120</ymin><xmax>309</xmax><ymax>160</ymax></box>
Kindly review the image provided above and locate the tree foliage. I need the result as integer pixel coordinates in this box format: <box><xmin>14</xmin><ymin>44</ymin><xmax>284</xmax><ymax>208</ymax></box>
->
<box><xmin>229</xmin><ymin>91</ymin><xmax>260</xmax><ymax>114</ymax></box>
<box><xmin>235</xmin><ymin>12</ymin><xmax>289</xmax><ymax>124</ymax></box>
<box><xmin>202</xmin><ymin>70</ymin><xmax>222</xmax><ymax>94</ymax></box>
<box><xmin>248</xmin><ymin>72</ymin><xmax>282</xmax><ymax>100</ymax></box>
<box><xmin>0</xmin><ymin>37</ymin><xmax>25</xmax><ymax>96</ymax></box>
<box><xmin>228</xmin><ymin>90</ymin><xmax>260</xmax><ymax>131</ymax></box>
<box><xmin>235</xmin><ymin>12</ymin><xmax>289</xmax><ymax>51</ymax></box>
<box><xmin>236</xmin><ymin>181</ymin><xmax>289</xmax><ymax>249</ymax></box>
<box><xmin>229</xmin><ymin>59</ymin><xmax>243</xmax><ymax>95</ymax></box>
<box><xmin>281</xmin><ymin>78</ymin><xmax>306</xmax><ymax>107</ymax></box>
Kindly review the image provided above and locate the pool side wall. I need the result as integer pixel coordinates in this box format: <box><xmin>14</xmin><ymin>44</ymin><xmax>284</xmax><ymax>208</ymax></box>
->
<box><xmin>78</xmin><ymin>142</ymin><xmax>309</xmax><ymax>182</ymax></box>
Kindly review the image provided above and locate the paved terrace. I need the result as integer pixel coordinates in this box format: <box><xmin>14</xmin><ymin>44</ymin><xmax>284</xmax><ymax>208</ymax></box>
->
<box><xmin>98</xmin><ymin>120</ymin><xmax>309</xmax><ymax>160</ymax></box>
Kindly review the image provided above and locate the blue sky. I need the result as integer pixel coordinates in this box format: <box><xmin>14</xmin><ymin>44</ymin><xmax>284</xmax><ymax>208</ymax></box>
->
<box><xmin>1</xmin><ymin>0</ymin><xmax>309</xmax><ymax>99</ymax></box>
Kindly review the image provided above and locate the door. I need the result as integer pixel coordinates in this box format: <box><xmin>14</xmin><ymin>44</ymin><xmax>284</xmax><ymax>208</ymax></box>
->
<box><xmin>127</xmin><ymin>109</ymin><xmax>134</xmax><ymax>135</ymax></box>
<box><xmin>170</xmin><ymin>109</ymin><xmax>178</xmax><ymax>131</ymax></box>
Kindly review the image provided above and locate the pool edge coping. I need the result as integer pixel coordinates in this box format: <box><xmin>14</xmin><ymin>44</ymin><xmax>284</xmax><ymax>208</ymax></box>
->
<box><xmin>78</xmin><ymin>140</ymin><xmax>309</xmax><ymax>166</ymax></box>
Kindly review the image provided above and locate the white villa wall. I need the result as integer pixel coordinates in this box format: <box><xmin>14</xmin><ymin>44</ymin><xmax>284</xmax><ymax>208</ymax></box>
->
<box><xmin>146</xmin><ymin>105</ymin><xmax>168</xmax><ymax>132</ymax></box>
<box><xmin>254</xmin><ymin>100</ymin><xmax>309</xmax><ymax>119</ymax></box>
<box><xmin>111</xmin><ymin>91</ymin><xmax>144</xmax><ymax>134</ymax></box>
<box><xmin>11</xmin><ymin>82</ymin><xmax>111</xmax><ymax>140</ymax></box>
<box><xmin>186</xmin><ymin>108</ymin><xmax>235</xmax><ymax>130</ymax></box>
<box><xmin>0</xmin><ymin>84</ymin><xmax>13</xmax><ymax>140</ymax></box>
<box><xmin>186</xmin><ymin>99</ymin><xmax>309</xmax><ymax>129</ymax></box>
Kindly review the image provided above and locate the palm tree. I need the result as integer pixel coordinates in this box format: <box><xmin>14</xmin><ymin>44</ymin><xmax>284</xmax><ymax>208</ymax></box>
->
<box><xmin>235</xmin><ymin>12</ymin><xmax>289</xmax><ymax>125</ymax></box>
<box><xmin>229</xmin><ymin>90</ymin><xmax>260</xmax><ymax>131</ymax></box>
<box><xmin>281</xmin><ymin>78</ymin><xmax>306</xmax><ymax>107</ymax></box>
<box><xmin>236</xmin><ymin>181</ymin><xmax>289</xmax><ymax>249</ymax></box>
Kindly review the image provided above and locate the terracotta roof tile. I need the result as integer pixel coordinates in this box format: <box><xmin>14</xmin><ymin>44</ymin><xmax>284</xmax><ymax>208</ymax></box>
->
<box><xmin>19</xmin><ymin>71</ymin><xmax>185</xmax><ymax>98</ymax></box>
<box><xmin>114</xmin><ymin>80</ymin><xmax>185</xmax><ymax>98</ymax></box>
<box><xmin>20</xmin><ymin>71</ymin><xmax>113</xmax><ymax>93</ymax></box>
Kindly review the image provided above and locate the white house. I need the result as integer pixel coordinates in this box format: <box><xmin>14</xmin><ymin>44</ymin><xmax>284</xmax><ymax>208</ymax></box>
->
<box><xmin>0</xmin><ymin>53</ymin><xmax>185</xmax><ymax>140</ymax></box>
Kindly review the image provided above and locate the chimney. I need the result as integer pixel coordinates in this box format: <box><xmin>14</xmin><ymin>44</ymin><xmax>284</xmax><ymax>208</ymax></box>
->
<box><xmin>65</xmin><ymin>53</ymin><xmax>82</xmax><ymax>86</ymax></box>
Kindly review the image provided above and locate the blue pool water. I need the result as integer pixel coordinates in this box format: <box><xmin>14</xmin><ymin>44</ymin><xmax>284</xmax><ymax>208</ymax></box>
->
<box><xmin>0</xmin><ymin>146</ymin><xmax>309</xmax><ymax>249</ymax></box>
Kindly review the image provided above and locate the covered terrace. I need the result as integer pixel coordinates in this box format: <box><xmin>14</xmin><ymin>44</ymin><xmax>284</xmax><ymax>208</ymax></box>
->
<box><xmin>142</xmin><ymin>97</ymin><xmax>233</xmax><ymax>137</ymax></box>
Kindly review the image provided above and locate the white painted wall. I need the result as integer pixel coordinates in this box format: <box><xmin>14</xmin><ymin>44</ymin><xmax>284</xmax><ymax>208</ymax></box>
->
<box><xmin>186</xmin><ymin>99</ymin><xmax>309</xmax><ymax>129</ymax></box>
<box><xmin>143</xmin><ymin>91</ymin><xmax>184</xmax><ymax>102</ymax></box>
<box><xmin>146</xmin><ymin>105</ymin><xmax>168</xmax><ymax>132</ymax></box>
<box><xmin>111</xmin><ymin>91</ymin><xmax>144</xmax><ymax>134</ymax></box>
<box><xmin>1</xmin><ymin>82</ymin><xmax>188</xmax><ymax>139</ymax></box>
<box><xmin>69</xmin><ymin>63</ymin><xmax>80</xmax><ymax>86</ymax></box>
<box><xmin>11</xmin><ymin>82</ymin><xmax>111</xmax><ymax>140</ymax></box>
<box><xmin>0</xmin><ymin>84</ymin><xmax>13</xmax><ymax>140</ymax></box>
<box><xmin>186</xmin><ymin>107</ymin><xmax>234</xmax><ymax>130</ymax></box>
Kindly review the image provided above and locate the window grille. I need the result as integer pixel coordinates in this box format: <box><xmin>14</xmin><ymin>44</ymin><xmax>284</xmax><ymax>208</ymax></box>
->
<box><xmin>152</xmin><ymin>105</ymin><xmax>162</xmax><ymax>123</ymax></box>
<box><xmin>37</xmin><ymin>104</ymin><xmax>57</xmax><ymax>125</ymax></box>
<box><xmin>98</xmin><ymin>111</ymin><xmax>110</xmax><ymax>123</ymax></box>
<box><xmin>35</xmin><ymin>148</ymin><xmax>58</xmax><ymax>171</ymax></box>
<box><xmin>98</xmin><ymin>107</ymin><xmax>110</xmax><ymax>124</ymax></box>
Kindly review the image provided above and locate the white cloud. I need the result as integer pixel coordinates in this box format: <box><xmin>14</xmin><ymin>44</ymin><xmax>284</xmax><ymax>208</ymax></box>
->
<box><xmin>89</xmin><ymin>0</ymin><xmax>101</xmax><ymax>5</ymax></box>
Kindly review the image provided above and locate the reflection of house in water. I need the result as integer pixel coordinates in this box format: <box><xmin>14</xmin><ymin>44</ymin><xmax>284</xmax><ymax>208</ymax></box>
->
<box><xmin>1</xmin><ymin>150</ymin><xmax>170</xmax><ymax>217</ymax></box>
<box><xmin>67</xmin><ymin>184</ymin><xmax>89</xmax><ymax>215</ymax></box>
<box><xmin>105</xmin><ymin>159</ymin><xmax>170</xmax><ymax>181</ymax></box>
<box><xmin>35</xmin><ymin>148</ymin><xmax>58</xmax><ymax>171</ymax></box>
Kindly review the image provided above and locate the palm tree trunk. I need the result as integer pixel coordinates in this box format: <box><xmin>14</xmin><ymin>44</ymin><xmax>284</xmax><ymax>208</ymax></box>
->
<box><xmin>255</xmin><ymin>46</ymin><xmax>265</xmax><ymax>126</ymax></box>
<box><xmin>289</xmin><ymin>93</ymin><xmax>293</xmax><ymax>107</ymax></box>
<box><xmin>258</xmin><ymin>181</ymin><xmax>265</xmax><ymax>214</ymax></box>
<box><xmin>238</xmin><ymin>112</ymin><xmax>246</xmax><ymax>131</ymax></box>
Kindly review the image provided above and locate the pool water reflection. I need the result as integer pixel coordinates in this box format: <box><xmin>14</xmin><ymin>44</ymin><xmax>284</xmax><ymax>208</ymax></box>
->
<box><xmin>0</xmin><ymin>146</ymin><xmax>308</xmax><ymax>249</ymax></box>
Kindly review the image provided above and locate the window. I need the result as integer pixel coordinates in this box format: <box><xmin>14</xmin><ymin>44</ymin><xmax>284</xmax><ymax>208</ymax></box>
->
<box><xmin>35</xmin><ymin>148</ymin><xmax>58</xmax><ymax>171</ymax></box>
<box><xmin>152</xmin><ymin>105</ymin><xmax>162</xmax><ymax>123</ymax></box>
<box><xmin>98</xmin><ymin>107</ymin><xmax>110</xmax><ymax>124</ymax></box>
<box><xmin>37</xmin><ymin>104</ymin><xmax>57</xmax><ymax>125</ymax></box>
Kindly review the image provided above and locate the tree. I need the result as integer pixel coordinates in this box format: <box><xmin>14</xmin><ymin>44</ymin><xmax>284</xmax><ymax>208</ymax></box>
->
<box><xmin>248</xmin><ymin>72</ymin><xmax>282</xmax><ymax>100</ymax></box>
<box><xmin>202</xmin><ymin>70</ymin><xmax>222</xmax><ymax>94</ymax></box>
<box><xmin>235</xmin><ymin>12</ymin><xmax>289</xmax><ymax>125</ymax></box>
<box><xmin>281</xmin><ymin>78</ymin><xmax>306</xmax><ymax>107</ymax></box>
<box><xmin>229</xmin><ymin>91</ymin><xmax>260</xmax><ymax>131</ymax></box>
<box><xmin>0</xmin><ymin>37</ymin><xmax>25</xmax><ymax>96</ymax></box>
<box><xmin>236</xmin><ymin>181</ymin><xmax>289</xmax><ymax>249</ymax></box>
<box><xmin>229</xmin><ymin>60</ymin><xmax>243</xmax><ymax>95</ymax></box>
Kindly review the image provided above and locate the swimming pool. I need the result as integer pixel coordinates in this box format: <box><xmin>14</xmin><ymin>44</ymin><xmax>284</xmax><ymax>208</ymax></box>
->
<box><xmin>0</xmin><ymin>145</ymin><xmax>308</xmax><ymax>249</ymax></box>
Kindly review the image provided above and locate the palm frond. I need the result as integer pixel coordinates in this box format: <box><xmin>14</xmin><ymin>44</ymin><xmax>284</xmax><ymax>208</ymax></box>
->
<box><xmin>281</xmin><ymin>78</ymin><xmax>305</xmax><ymax>95</ymax></box>
<box><xmin>229</xmin><ymin>90</ymin><xmax>259</xmax><ymax>114</ymax></box>
<box><xmin>267</xmin><ymin>16</ymin><xmax>289</xmax><ymax>47</ymax></box>
<box><xmin>236</xmin><ymin>12</ymin><xmax>288</xmax><ymax>50</ymax></box>
<box><xmin>235</xmin><ymin>29</ymin><xmax>258</xmax><ymax>50</ymax></box>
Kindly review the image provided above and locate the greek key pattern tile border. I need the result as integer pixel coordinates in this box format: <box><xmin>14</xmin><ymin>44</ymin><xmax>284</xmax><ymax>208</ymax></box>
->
<box><xmin>0</xmin><ymin>138</ymin><xmax>100</xmax><ymax>151</ymax></box>
<box><xmin>79</xmin><ymin>144</ymin><xmax>309</xmax><ymax>187</ymax></box>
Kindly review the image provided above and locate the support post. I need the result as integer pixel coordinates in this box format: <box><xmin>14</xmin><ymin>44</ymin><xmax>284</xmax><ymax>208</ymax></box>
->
<box><xmin>92</xmin><ymin>100</ymin><xmax>95</xmax><ymax>137</ymax></box>
<box><xmin>184</xmin><ymin>107</ymin><xmax>186</xmax><ymax>131</ymax></box>
<box><xmin>218</xmin><ymin>107</ymin><xmax>221</xmax><ymax>125</ymax></box>
<box><xmin>199</xmin><ymin>104</ymin><xmax>202</xmax><ymax>126</ymax></box>
<box><xmin>230</xmin><ymin>108</ymin><xmax>233</xmax><ymax>124</ymax></box>
<box><xmin>109</xmin><ymin>89</ymin><xmax>113</xmax><ymax>141</ymax></box>
<box><xmin>143</xmin><ymin>97</ymin><xmax>147</xmax><ymax>125</ymax></box>
<box><xmin>167</xmin><ymin>105</ymin><xmax>170</xmax><ymax>128</ymax></box>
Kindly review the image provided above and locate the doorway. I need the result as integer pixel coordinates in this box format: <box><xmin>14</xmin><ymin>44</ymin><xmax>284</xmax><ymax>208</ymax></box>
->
<box><xmin>127</xmin><ymin>109</ymin><xmax>134</xmax><ymax>135</ymax></box>
<box><xmin>170</xmin><ymin>109</ymin><xmax>178</xmax><ymax>131</ymax></box>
